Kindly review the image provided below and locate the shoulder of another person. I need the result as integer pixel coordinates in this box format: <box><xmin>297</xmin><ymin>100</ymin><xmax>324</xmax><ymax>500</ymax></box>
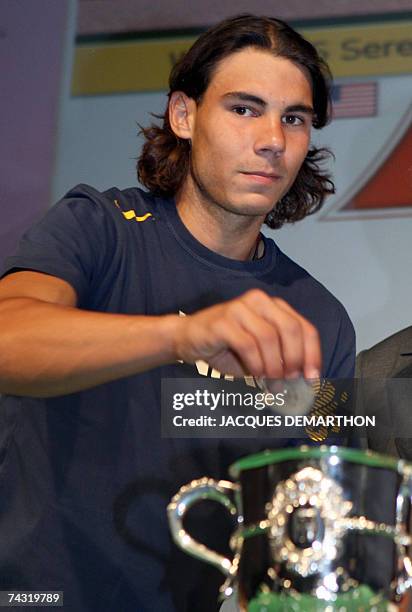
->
<box><xmin>356</xmin><ymin>326</ymin><xmax>412</xmax><ymax>377</ymax></box>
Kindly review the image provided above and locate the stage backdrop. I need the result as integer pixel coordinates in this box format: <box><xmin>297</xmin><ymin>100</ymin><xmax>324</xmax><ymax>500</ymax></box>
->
<box><xmin>0</xmin><ymin>0</ymin><xmax>73</xmax><ymax>266</ymax></box>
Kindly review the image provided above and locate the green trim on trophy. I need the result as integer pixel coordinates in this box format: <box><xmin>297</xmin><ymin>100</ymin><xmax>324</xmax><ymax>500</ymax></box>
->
<box><xmin>238</xmin><ymin>523</ymin><xmax>269</xmax><ymax>541</ymax></box>
<box><xmin>229</xmin><ymin>445</ymin><xmax>400</xmax><ymax>478</ymax></box>
<box><xmin>247</xmin><ymin>585</ymin><xmax>389</xmax><ymax>611</ymax></box>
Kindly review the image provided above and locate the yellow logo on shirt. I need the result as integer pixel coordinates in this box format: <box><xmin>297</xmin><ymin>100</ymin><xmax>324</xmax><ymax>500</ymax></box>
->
<box><xmin>113</xmin><ymin>200</ymin><xmax>153</xmax><ymax>222</ymax></box>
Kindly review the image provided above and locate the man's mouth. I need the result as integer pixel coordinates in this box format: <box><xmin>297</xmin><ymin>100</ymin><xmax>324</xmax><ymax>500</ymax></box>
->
<box><xmin>240</xmin><ymin>171</ymin><xmax>282</xmax><ymax>184</ymax></box>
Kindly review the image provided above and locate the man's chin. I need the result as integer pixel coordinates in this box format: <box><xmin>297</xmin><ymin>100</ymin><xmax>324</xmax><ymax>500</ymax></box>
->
<box><xmin>226</xmin><ymin>195</ymin><xmax>279</xmax><ymax>217</ymax></box>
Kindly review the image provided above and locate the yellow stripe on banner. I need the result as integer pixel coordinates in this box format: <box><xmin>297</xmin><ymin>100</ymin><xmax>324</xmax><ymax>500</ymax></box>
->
<box><xmin>303</xmin><ymin>21</ymin><xmax>412</xmax><ymax>78</ymax></box>
<box><xmin>72</xmin><ymin>37</ymin><xmax>194</xmax><ymax>95</ymax></box>
<box><xmin>72</xmin><ymin>21</ymin><xmax>412</xmax><ymax>96</ymax></box>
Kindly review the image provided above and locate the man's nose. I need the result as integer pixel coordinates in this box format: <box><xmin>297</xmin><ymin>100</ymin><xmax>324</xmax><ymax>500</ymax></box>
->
<box><xmin>254</xmin><ymin>117</ymin><xmax>286</xmax><ymax>157</ymax></box>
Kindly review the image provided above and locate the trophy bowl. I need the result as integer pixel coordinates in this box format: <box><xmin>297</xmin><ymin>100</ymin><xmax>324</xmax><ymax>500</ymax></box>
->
<box><xmin>167</xmin><ymin>445</ymin><xmax>412</xmax><ymax>611</ymax></box>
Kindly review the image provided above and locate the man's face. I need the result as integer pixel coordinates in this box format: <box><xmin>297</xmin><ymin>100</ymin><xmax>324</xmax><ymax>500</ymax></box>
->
<box><xmin>179</xmin><ymin>47</ymin><xmax>314</xmax><ymax>219</ymax></box>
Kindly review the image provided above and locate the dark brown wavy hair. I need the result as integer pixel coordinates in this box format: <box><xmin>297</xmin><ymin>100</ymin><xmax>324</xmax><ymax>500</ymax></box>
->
<box><xmin>137</xmin><ymin>14</ymin><xmax>335</xmax><ymax>229</ymax></box>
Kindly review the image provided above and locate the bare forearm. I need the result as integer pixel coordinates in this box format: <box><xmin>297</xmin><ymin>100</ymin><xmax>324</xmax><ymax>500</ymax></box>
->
<box><xmin>0</xmin><ymin>287</ymin><xmax>323</xmax><ymax>398</ymax></box>
<box><xmin>0</xmin><ymin>298</ymin><xmax>180</xmax><ymax>397</ymax></box>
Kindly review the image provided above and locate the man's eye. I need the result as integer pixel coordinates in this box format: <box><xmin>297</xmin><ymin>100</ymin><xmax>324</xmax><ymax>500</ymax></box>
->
<box><xmin>232</xmin><ymin>106</ymin><xmax>257</xmax><ymax>117</ymax></box>
<box><xmin>283</xmin><ymin>115</ymin><xmax>305</xmax><ymax>126</ymax></box>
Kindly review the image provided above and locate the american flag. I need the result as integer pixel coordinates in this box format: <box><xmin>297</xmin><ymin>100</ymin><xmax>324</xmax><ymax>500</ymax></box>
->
<box><xmin>331</xmin><ymin>82</ymin><xmax>378</xmax><ymax>119</ymax></box>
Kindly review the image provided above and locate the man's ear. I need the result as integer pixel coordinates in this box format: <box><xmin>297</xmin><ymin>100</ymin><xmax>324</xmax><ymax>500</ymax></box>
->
<box><xmin>168</xmin><ymin>91</ymin><xmax>196</xmax><ymax>140</ymax></box>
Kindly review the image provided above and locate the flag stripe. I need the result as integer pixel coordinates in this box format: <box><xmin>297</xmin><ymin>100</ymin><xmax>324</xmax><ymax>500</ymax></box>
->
<box><xmin>332</xmin><ymin>82</ymin><xmax>377</xmax><ymax>119</ymax></box>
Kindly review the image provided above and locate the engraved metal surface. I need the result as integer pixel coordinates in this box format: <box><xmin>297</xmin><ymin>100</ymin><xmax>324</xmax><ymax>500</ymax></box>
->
<box><xmin>267</xmin><ymin>467</ymin><xmax>352</xmax><ymax>577</ymax></box>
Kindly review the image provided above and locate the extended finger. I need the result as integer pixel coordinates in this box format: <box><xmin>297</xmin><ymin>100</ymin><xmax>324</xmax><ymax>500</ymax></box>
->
<box><xmin>211</xmin><ymin>316</ymin><xmax>265</xmax><ymax>378</ymax></box>
<box><xmin>227</xmin><ymin>298</ymin><xmax>284</xmax><ymax>378</ymax></box>
<box><xmin>240</xmin><ymin>291</ymin><xmax>313</xmax><ymax>378</ymax></box>
<box><xmin>271</xmin><ymin>298</ymin><xmax>321</xmax><ymax>379</ymax></box>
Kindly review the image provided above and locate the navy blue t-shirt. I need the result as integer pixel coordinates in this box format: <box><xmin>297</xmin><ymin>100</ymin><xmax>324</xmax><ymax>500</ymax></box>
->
<box><xmin>0</xmin><ymin>185</ymin><xmax>355</xmax><ymax>611</ymax></box>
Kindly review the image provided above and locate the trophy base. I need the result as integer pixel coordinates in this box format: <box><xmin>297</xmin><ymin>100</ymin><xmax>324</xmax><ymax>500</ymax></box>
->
<box><xmin>245</xmin><ymin>585</ymin><xmax>391</xmax><ymax>611</ymax></box>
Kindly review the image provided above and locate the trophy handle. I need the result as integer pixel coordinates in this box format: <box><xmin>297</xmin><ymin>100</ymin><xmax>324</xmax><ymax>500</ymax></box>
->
<box><xmin>167</xmin><ymin>477</ymin><xmax>241</xmax><ymax>576</ymax></box>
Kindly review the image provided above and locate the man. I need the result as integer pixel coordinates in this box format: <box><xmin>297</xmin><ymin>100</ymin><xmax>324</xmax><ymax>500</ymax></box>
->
<box><xmin>0</xmin><ymin>15</ymin><xmax>355</xmax><ymax>611</ymax></box>
<box><xmin>356</xmin><ymin>326</ymin><xmax>412</xmax><ymax>459</ymax></box>
<box><xmin>355</xmin><ymin>328</ymin><xmax>412</xmax><ymax>612</ymax></box>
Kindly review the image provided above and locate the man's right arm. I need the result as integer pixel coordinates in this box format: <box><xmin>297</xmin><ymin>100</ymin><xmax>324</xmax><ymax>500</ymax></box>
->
<box><xmin>0</xmin><ymin>270</ymin><xmax>182</xmax><ymax>397</ymax></box>
<box><xmin>0</xmin><ymin>271</ymin><xmax>321</xmax><ymax>398</ymax></box>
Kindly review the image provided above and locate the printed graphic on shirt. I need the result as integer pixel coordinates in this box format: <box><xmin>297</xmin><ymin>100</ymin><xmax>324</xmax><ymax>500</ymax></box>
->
<box><xmin>113</xmin><ymin>199</ymin><xmax>153</xmax><ymax>222</ymax></box>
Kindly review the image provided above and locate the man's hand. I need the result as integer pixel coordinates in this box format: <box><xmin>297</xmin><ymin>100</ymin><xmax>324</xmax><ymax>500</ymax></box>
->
<box><xmin>0</xmin><ymin>275</ymin><xmax>321</xmax><ymax>397</ymax></box>
<box><xmin>173</xmin><ymin>289</ymin><xmax>321</xmax><ymax>379</ymax></box>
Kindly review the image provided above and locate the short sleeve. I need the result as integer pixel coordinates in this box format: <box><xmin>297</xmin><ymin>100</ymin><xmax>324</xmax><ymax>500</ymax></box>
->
<box><xmin>2</xmin><ymin>184</ymin><xmax>118</xmax><ymax>306</ymax></box>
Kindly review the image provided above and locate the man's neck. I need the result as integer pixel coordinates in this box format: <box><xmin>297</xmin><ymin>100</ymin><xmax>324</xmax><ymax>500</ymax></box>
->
<box><xmin>175</xmin><ymin>182</ymin><xmax>265</xmax><ymax>261</ymax></box>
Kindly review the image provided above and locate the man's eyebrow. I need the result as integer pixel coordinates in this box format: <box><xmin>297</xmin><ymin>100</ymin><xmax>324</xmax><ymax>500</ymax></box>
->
<box><xmin>285</xmin><ymin>104</ymin><xmax>315</xmax><ymax>116</ymax></box>
<box><xmin>222</xmin><ymin>91</ymin><xmax>267</xmax><ymax>107</ymax></box>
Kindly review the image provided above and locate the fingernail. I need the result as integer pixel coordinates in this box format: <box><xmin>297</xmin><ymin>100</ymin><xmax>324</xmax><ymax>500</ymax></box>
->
<box><xmin>305</xmin><ymin>368</ymin><xmax>320</xmax><ymax>379</ymax></box>
<box><xmin>285</xmin><ymin>371</ymin><xmax>300</xmax><ymax>380</ymax></box>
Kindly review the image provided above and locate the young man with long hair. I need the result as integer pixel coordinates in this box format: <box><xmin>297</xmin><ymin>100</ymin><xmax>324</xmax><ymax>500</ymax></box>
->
<box><xmin>0</xmin><ymin>15</ymin><xmax>354</xmax><ymax>611</ymax></box>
